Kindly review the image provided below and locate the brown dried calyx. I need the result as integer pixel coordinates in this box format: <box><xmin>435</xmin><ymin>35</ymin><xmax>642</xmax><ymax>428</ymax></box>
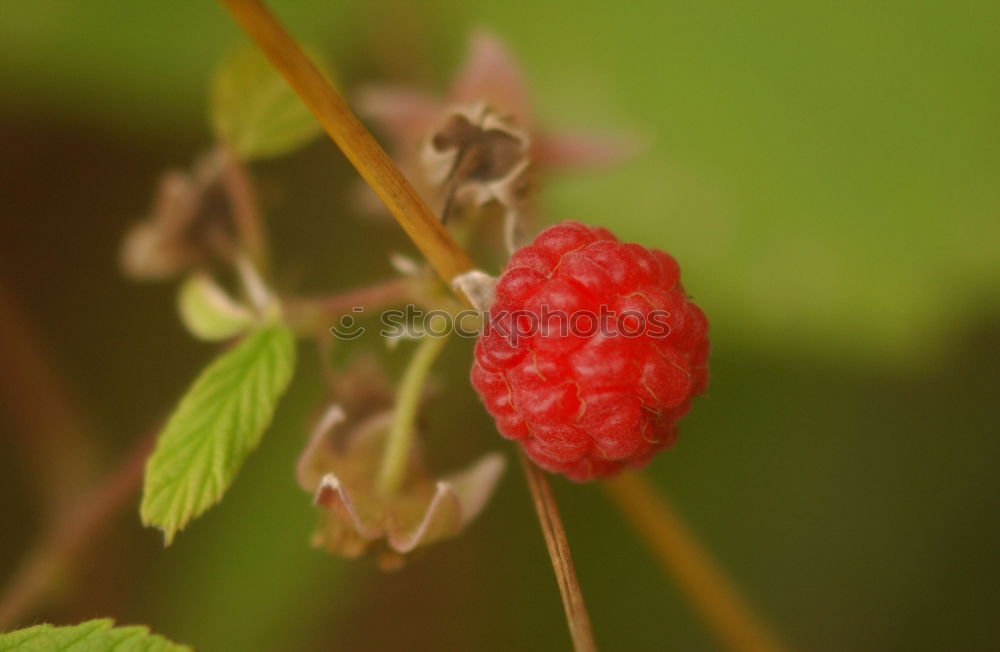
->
<box><xmin>424</xmin><ymin>103</ymin><xmax>530</xmax><ymax>240</ymax></box>
<box><xmin>120</xmin><ymin>148</ymin><xmax>237</xmax><ymax>281</ymax></box>
<box><xmin>296</xmin><ymin>358</ymin><xmax>504</xmax><ymax>570</ymax></box>
<box><xmin>356</xmin><ymin>30</ymin><xmax>637</xmax><ymax>252</ymax></box>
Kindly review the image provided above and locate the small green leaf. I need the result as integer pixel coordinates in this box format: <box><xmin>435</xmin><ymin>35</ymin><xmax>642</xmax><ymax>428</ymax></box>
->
<box><xmin>177</xmin><ymin>272</ymin><xmax>256</xmax><ymax>341</ymax></box>
<box><xmin>0</xmin><ymin>618</ymin><xmax>191</xmax><ymax>651</ymax></box>
<box><xmin>210</xmin><ymin>46</ymin><xmax>332</xmax><ymax>160</ymax></box>
<box><xmin>141</xmin><ymin>325</ymin><xmax>296</xmax><ymax>544</ymax></box>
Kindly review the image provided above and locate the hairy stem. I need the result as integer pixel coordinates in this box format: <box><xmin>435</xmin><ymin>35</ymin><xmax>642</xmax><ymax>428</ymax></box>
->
<box><xmin>376</xmin><ymin>335</ymin><xmax>448</xmax><ymax>496</ymax></box>
<box><xmin>520</xmin><ymin>452</ymin><xmax>599</xmax><ymax>652</ymax></box>
<box><xmin>603</xmin><ymin>472</ymin><xmax>786</xmax><ymax>652</ymax></box>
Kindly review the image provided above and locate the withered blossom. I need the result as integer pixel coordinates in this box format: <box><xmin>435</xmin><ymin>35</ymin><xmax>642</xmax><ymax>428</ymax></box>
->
<box><xmin>120</xmin><ymin>149</ymin><xmax>236</xmax><ymax>281</ymax></box>
<box><xmin>424</xmin><ymin>103</ymin><xmax>530</xmax><ymax>224</ymax></box>
<box><xmin>296</xmin><ymin>358</ymin><xmax>505</xmax><ymax>569</ymax></box>
<box><xmin>356</xmin><ymin>30</ymin><xmax>635</xmax><ymax>250</ymax></box>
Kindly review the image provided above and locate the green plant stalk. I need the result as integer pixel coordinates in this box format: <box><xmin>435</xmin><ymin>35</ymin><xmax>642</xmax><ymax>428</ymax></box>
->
<box><xmin>376</xmin><ymin>335</ymin><xmax>448</xmax><ymax>496</ymax></box>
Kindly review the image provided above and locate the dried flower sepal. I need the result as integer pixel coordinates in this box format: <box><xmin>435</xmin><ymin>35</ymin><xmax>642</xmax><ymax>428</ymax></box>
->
<box><xmin>357</xmin><ymin>30</ymin><xmax>637</xmax><ymax>252</ymax></box>
<box><xmin>297</xmin><ymin>405</ymin><xmax>504</xmax><ymax>570</ymax></box>
<box><xmin>423</xmin><ymin>103</ymin><xmax>530</xmax><ymax>241</ymax></box>
<box><xmin>120</xmin><ymin>150</ymin><xmax>233</xmax><ymax>281</ymax></box>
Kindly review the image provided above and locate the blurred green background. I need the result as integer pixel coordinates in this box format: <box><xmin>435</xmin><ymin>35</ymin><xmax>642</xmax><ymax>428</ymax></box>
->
<box><xmin>1</xmin><ymin>1</ymin><xmax>998</xmax><ymax>650</ymax></box>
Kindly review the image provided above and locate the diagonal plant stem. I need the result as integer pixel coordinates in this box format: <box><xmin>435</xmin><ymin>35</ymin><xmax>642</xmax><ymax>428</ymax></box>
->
<box><xmin>0</xmin><ymin>433</ymin><xmax>154</xmax><ymax>631</ymax></box>
<box><xmin>216</xmin><ymin>1</ymin><xmax>596</xmax><ymax>648</ymax></box>
<box><xmin>283</xmin><ymin>277</ymin><xmax>417</xmax><ymax>335</ymax></box>
<box><xmin>0</xmin><ymin>280</ymin><xmax>101</xmax><ymax>515</ymax></box>
<box><xmin>218</xmin><ymin>0</ymin><xmax>474</xmax><ymax>287</ymax></box>
<box><xmin>604</xmin><ymin>472</ymin><xmax>786</xmax><ymax>652</ymax></box>
<box><xmin>376</xmin><ymin>334</ymin><xmax>449</xmax><ymax>496</ymax></box>
<box><xmin>218</xmin><ymin>144</ymin><xmax>270</xmax><ymax>270</ymax></box>
<box><xmin>0</xmin><ymin>281</ymin><xmax>136</xmax><ymax>629</ymax></box>
<box><xmin>520</xmin><ymin>452</ymin><xmax>598</xmax><ymax>652</ymax></box>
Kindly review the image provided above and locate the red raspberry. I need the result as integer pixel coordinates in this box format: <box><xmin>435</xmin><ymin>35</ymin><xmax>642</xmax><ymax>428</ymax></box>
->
<box><xmin>471</xmin><ymin>222</ymin><xmax>709</xmax><ymax>481</ymax></box>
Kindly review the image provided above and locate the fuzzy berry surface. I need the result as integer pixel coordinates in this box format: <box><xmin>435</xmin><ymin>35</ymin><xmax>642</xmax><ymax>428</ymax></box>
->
<box><xmin>471</xmin><ymin>222</ymin><xmax>709</xmax><ymax>481</ymax></box>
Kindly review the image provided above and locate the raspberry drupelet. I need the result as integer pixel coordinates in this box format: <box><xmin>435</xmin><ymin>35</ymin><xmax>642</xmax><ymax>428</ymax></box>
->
<box><xmin>470</xmin><ymin>222</ymin><xmax>709</xmax><ymax>481</ymax></box>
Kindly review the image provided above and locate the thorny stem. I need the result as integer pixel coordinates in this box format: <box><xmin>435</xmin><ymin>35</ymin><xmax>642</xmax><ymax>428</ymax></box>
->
<box><xmin>0</xmin><ymin>433</ymin><xmax>154</xmax><ymax>630</ymax></box>
<box><xmin>604</xmin><ymin>472</ymin><xmax>786</xmax><ymax>652</ymax></box>
<box><xmin>520</xmin><ymin>452</ymin><xmax>599</xmax><ymax>652</ymax></box>
<box><xmin>376</xmin><ymin>335</ymin><xmax>448</xmax><ymax>496</ymax></box>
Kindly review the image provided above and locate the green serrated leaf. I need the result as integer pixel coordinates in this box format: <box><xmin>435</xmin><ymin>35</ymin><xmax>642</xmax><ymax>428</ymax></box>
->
<box><xmin>177</xmin><ymin>272</ymin><xmax>256</xmax><ymax>341</ymax></box>
<box><xmin>210</xmin><ymin>45</ymin><xmax>332</xmax><ymax>161</ymax></box>
<box><xmin>0</xmin><ymin>618</ymin><xmax>191</xmax><ymax>651</ymax></box>
<box><xmin>141</xmin><ymin>325</ymin><xmax>296</xmax><ymax>544</ymax></box>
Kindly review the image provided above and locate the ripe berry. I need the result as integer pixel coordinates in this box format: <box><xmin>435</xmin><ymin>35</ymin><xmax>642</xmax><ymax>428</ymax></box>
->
<box><xmin>471</xmin><ymin>222</ymin><xmax>709</xmax><ymax>481</ymax></box>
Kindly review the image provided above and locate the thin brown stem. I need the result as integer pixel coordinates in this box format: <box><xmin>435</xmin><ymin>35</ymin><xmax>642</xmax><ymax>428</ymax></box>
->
<box><xmin>0</xmin><ymin>433</ymin><xmax>154</xmax><ymax>630</ymax></box>
<box><xmin>218</xmin><ymin>0</ymin><xmax>475</xmax><ymax>290</ymax></box>
<box><xmin>287</xmin><ymin>276</ymin><xmax>423</xmax><ymax>391</ymax></box>
<box><xmin>218</xmin><ymin>144</ymin><xmax>269</xmax><ymax>270</ymax></box>
<box><xmin>603</xmin><ymin>472</ymin><xmax>786</xmax><ymax>652</ymax></box>
<box><xmin>216</xmin><ymin>2</ymin><xmax>595</xmax><ymax>646</ymax></box>
<box><xmin>0</xmin><ymin>279</ymin><xmax>100</xmax><ymax>515</ymax></box>
<box><xmin>282</xmin><ymin>277</ymin><xmax>418</xmax><ymax>334</ymax></box>
<box><xmin>520</xmin><ymin>452</ymin><xmax>598</xmax><ymax>652</ymax></box>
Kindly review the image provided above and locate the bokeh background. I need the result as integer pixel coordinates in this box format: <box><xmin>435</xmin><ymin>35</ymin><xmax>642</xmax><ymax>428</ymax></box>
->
<box><xmin>2</xmin><ymin>1</ymin><xmax>999</xmax><ymax>650</ymax></box>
